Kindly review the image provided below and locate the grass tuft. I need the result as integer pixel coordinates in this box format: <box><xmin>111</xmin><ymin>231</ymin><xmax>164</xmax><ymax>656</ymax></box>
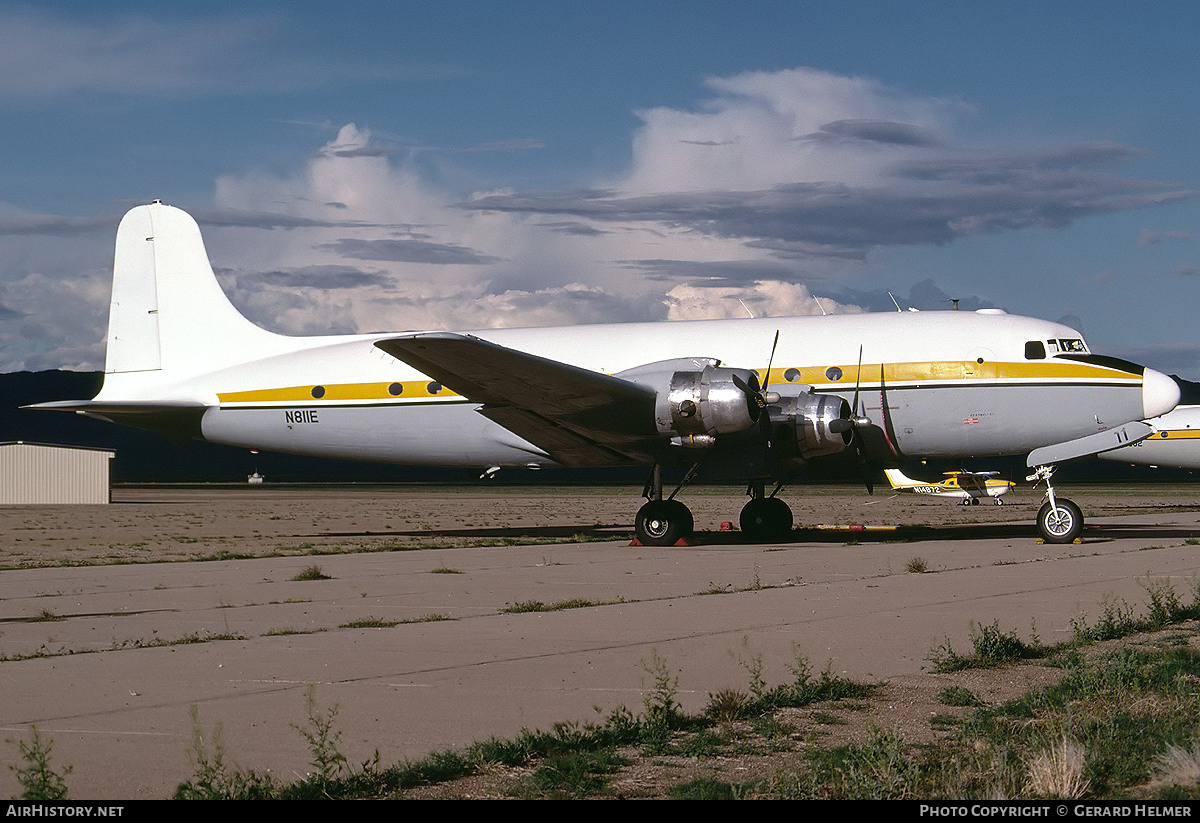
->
<box><xmin>292</xmin><ymin>564</ymin><xmax>331</xmax><ymax>581</ymax></box>
<box><xmin>906</xmin><ymin>556</ymin><xmax>929</xmax><ymax>574</ymax></box>
<box><xmin>1026</xmin><ymin>737</ymin><xmax>1090</xmax><ymax>799</ymax></box>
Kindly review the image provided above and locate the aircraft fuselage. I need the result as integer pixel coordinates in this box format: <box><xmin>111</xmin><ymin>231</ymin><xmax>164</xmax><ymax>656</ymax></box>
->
<box><xmin>161</xmin><ymin>311</ymin><xmax>1158</xmax><ymax>468</ymax></box>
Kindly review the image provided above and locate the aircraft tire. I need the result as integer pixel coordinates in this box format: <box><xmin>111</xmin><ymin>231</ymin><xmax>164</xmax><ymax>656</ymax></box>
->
<box><xmin>1037</xmin><ymin>499</ymin><xmax>1083</xmax><ymax>544</ymax></box>
<box><xmin>740</xmin><ymin>497</ymin><xmax>794</xmax><ymax>542</ymax></box>
<box><xmin>635</xmin><ymin>499</ymin><xmax>693</xmax><ymax>546</ymax></box>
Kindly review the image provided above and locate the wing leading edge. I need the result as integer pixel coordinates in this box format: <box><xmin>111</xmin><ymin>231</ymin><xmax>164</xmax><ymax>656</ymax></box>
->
<box><xmin>375</xmin><ymin>333</ymin><xmax>661</xmax><ymax>466</ymax></box>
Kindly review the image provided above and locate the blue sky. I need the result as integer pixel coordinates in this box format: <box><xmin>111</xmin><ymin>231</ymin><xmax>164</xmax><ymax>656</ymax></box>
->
<box><xmin>1</xmin><ymin>1</ymin><xmax>1198</xmax><ymax>377</ymax></box>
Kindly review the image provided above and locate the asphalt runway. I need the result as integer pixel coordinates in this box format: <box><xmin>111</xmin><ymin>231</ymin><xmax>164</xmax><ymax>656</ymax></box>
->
<box><xmin>2</xmin><ymin>486</ymin><xmax>1200</xmax><ymax>799</ymax></box>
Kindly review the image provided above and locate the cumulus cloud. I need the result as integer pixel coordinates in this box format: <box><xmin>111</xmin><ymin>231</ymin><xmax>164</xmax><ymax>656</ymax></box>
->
<box><xmin>665</xmin><ymin>281</ymin><xmax>862</xmax><ymax>321</ymax></box>
<box><xmin>0</xmin><ymin>268</ymin><xmax>112</xmax><ymax>371</ymax></box>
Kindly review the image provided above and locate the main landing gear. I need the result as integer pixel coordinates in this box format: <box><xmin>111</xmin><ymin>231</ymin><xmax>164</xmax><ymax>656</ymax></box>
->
<box><xmin>634</xmin><ymin>498</ymin><xmax>693</xmax><ymax>547</ymax></box>
<box><xmin>1028</xmin><ymin>465</ymin><xmax>1083</xmax><ymax>543</ymax></box>
<box><xmin>633</xmin><ymin>465</ymin><xmax>795</xmax><ymax>546</ymax></box>
<box><xmin>634</xmin><ymin>464</ymin><xmax>697</xmax><ymax>547</ymax></box>
<box><xmin>739</xmin><ymin>480</ymin><xmax>793</xmax><ymax>542</ymax></box>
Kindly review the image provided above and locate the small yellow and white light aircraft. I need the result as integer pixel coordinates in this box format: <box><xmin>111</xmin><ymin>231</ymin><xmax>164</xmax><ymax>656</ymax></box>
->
<box><xmin>883</xmin><ymin>468</ymin><xmax>1014</xmax><ymax>505</ymax></box>
<box><xmin>29</xmin><ymin>203</ymin><xmax>1181</xmax><ymax>545</ymax></box>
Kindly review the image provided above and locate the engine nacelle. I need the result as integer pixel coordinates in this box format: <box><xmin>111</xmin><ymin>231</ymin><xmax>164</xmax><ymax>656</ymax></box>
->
<box><xmin>616</xmin><ymin>358</ymin><xmax>762</xmax><ymax>447</ymax></box>
<box><xmin>656</xmin><ymin>365</ymin><xmax>763</xmax><ymax>443</ymax></box>
<box><xmin>771</xmin><ymin>392</ymin><xmax>852</xmax><ymax>460</ymax></box>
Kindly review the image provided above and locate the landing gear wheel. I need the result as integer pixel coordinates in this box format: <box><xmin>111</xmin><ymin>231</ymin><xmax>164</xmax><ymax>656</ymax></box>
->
<box><xmin>739</xmin><ymin>497</ymin><xmax>794</xmax><ymax>542</ymax></box>
<box><xmin>635</xmin><ymin>499</ymin><xmax>694</xmax><ymax>546</ymax></box>
<box><xmin>1037</xmin><ymin>498</ymin><xmax>1083</xmax><ymax>544</ymax></box>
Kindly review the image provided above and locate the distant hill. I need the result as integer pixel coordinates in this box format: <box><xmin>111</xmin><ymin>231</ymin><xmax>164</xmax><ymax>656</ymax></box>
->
<box><xmin>5</xmin><ymin>370</ymin><xmax>1198</xmax><ymax>485</ymax></box>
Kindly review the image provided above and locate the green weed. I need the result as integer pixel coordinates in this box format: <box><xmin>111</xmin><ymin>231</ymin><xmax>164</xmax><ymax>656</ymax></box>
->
<box><xmin>292</xmin><ymin>564</ymin><xmax>331</xmax><ymax>581</ymax></box>
<box><xmin>8</xmin><ymin>726</ymin><xmax>71</xmax><ymax>801</ymax></box>
<box><xmin>291</xmin><ymin>685</ymin><xmax>349</xmax><ymax>784</ymax></box>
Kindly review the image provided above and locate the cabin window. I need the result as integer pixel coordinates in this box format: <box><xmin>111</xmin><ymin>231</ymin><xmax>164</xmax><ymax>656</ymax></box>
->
<box><xmin>1025</xmin><ymin>340</ymin><xmax>1046</xmax><ymax>359</ymax></box>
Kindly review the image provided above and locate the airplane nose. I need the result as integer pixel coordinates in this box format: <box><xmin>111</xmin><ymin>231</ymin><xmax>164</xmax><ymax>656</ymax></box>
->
<box><xmin>1143</xmin><ymin>367</ymin><xmax>1181</xmax><ymax>419</ymax></box>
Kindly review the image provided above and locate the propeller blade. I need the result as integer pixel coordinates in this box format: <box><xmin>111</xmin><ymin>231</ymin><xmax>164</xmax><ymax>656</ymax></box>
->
<box><xmin>851</xmin><ymin>345</ymin><xmax>864</xmax><ymax>417</ymax></box>
<box><xmin>848</xmin><ymin>345</ymin><xmax>873</xmax><ymax>494</ymax></box>
<box><xmin>762</xmin><ymin>330</ymin><xmax>780</xmax><ymax>392</ymax></box>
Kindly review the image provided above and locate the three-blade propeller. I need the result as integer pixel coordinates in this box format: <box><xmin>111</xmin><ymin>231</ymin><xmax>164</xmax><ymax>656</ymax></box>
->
<box><xmin>730</xmin><ymin>330</ymin><xmax>782</xmax><ymax>420</ymax></box>
<box><xmin>826</xmin><ymin>346</ymin><xmax>876</xmax><ymax>493</ymax></box>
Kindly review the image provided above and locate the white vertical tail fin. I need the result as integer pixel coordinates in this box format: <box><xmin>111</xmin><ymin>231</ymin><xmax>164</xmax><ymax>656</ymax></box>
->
<box><xmin>883</xmin><ymin>468</ymin><xmax>920</xmax><ymax>489</ymax></box>
<box><xmin>104</xmin><ymin>202</ymin><xmax>280</xmax><ymax>380</ymax></box>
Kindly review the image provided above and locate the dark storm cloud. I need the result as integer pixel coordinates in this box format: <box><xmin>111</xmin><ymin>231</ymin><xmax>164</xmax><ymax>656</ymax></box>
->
<box><xmin>463</xmin><ymin>148</ymin><xmax>1197</xmax><ymax>258</ymax></box>
<box><xmin>228</xmin><ymin>265</ymin><xmax>393</xmax><ymax>290</ymax></box>
<box><xmin>193</xmin><ymin>209</ymin><xmax>384</xmax><ymax>231</ymax></box>
<box><xmin>807</xmin><ymin>119</ymin><xmax>941</xmax><ymax>147</ymax></box>
<box><xmin>0</xmin><ymin>213</ymin><xmax>116</xmax><ymax>236</ymax></box>
<box><xmin>619</xmin><ymin>258</ymin><xmax>801</xmax><ymax>285</ymax></box>
<box><xmin>537</xmin><ymin>221</ymin><xmax>610</xmax><ymax>236</ymax></box>
<box><xmin>319</xmin><ymin>236</ymin><xmax>501</xmax><ymax>265</ymax></box>
<box><xmin>461</xmin><ymin>139</ymin><xmax>547</xmax><ymax>152</ymax></box>
<box><xmin>894</xmin><ymin>142</ymin><xmax>1147</xmax><ymax>181</ymax></box>
<box><xmin>319</xmin><ymin>145</ymin><xmax>402</xmax><ymax>159</ymax></box>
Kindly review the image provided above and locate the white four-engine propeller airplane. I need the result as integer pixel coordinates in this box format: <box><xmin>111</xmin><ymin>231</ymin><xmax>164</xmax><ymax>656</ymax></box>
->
<box><xmin>883</xmin><ymin>468</ymin><xmax>1014</xmax><ymax>505</ymax></box>
<box><xmin>29</xmin><ymin>203</ymin><xmax>1182</xmax><ymax>545</ymax></box>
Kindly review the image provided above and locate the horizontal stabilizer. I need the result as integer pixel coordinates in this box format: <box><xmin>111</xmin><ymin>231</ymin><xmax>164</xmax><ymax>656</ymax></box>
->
<box><xmin>1026</xmin><ymin>420</ymin><xmax>1154</xmax><ymax>467</ymax></box>
<box><xmin>24</xmin><ymin>399</ymin><xmax>206</xmax><ymax>415</ymax></box>
<box><xmin>24</xmin><ymin>399</ymin><xmax>207</xmax><ymax>442</ymax></box>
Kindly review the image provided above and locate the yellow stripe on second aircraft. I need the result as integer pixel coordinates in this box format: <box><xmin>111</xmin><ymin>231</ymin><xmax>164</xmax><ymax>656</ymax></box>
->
<box><xmin>1151</xmin><ymin>429</ymin><xmax>1200</xmax><ymax>440</ymax></box>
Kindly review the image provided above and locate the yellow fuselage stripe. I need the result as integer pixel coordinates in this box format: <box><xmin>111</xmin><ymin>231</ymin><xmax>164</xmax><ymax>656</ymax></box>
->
<box><xmin>215</xmin><ymin>360</ymin><xmax>1140</xmax><ymax>405</ymax></box>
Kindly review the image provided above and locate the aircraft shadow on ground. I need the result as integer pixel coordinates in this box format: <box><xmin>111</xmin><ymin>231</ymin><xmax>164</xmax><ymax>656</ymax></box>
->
<box><xmin>298</xmin><ymin>521</ymin><xmax>1199</xmax><ymax>545</ymax></box>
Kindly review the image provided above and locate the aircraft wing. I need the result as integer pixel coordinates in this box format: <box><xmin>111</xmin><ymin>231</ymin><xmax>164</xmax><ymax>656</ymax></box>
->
<box><xmin>375</xmin><ymin>333</ymin><xmax>661</xmax><ymax>466</ymax></box>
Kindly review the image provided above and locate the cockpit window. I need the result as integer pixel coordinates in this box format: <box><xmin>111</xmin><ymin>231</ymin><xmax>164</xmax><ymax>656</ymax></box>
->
<box><xmin>1046</xmin><ymin>338</ymin><xmax>1088</xmax><ymax>354</ymax></box>
<box><xmin>1025</xmin><ymin>340</ymin><xmax>1046</xmax><ymax>360</ymax></box>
